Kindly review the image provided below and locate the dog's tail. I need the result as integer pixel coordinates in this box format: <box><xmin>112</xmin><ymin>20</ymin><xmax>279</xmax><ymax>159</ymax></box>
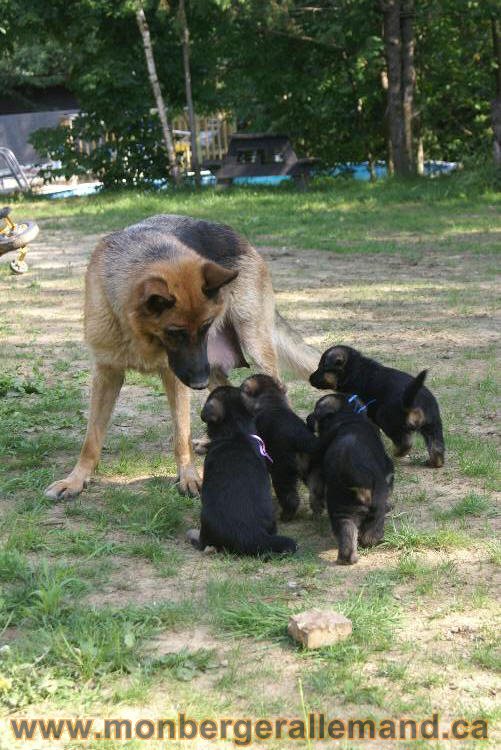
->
<box><xmin>244</xmin><ymin>532</ymin><xmax>298</xmax><ymax>556</ymax></box>
<box><xmin>402</xmin><ymin>369</ymin><xmax>428</xmax><ymax>408</ymax></box>
<box><xmin>273</xmin><ymin>311</ymin><xmax>319</xmax><ymax>379</ymax></box>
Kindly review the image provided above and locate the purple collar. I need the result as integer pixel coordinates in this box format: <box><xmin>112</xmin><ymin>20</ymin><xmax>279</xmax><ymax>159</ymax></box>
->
<box><xmin>250</xmin><ymin>434</ymin><xmax>273</xmax><ymax>463</ymax></box>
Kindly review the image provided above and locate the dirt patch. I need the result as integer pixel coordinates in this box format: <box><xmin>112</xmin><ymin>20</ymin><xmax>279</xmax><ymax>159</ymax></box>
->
<box><xmin>1</xmin><ymin>222</ymin><xmax>499</xmax><ymax>742</ymax></box>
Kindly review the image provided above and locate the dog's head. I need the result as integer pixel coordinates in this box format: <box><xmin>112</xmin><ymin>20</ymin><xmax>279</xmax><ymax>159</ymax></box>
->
<box><xmin>307</xmin><ymin>392</ymin><xmax>365</xmax><ymax>433</ymax></box>
<box><xmin>309</xmin><ymin>346</ymin><xmax>355</xmax><ymax>390</ymax></box>
<box><xmin>240</xmin><ymin>373</ymin><xmax>287</xmax><ymax>409</ymax></box>
<box><xmin>129</xmin><ymin>259</ymin><xmax>238</xmax><ymax>389</ymax></box>
<box><xmin>201</xmin><ymin>385</ymin><xmax>254</xmax><ymax>432</ymax></box>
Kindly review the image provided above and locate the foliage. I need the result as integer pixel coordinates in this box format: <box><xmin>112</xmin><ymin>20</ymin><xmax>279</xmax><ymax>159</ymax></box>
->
<box><xmin>2</xmin><ymin>0</ymin><xmax>499</xmax><ymax>181</ymax></box>
<box><xmin>30</xmin><ymin>113</ymin><xmax>172</xmax><ymax>189</ymax></box>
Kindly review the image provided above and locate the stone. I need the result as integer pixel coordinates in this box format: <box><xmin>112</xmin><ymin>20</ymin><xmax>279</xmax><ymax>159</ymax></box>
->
<box><xmin>288</xmin><ymin>609</ymin><xmax>352</xmax><ymax>649</ymax></box>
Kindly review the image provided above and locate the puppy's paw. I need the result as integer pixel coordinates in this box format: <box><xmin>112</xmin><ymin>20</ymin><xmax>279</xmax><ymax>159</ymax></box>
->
<box><xmin>177</xmin><ymin>465</ymin><xmax>202</xmax><ymax>496</ymax></box>
<box><xmin>336</xmin><ymin>554</ymin><xmax>358</xmax><ymax>565</ymax></box>
<box><xmin>44</xmin><ymin>473</ymin><xmax>88</xmax><ymax>501</ymax></box>
<box><xmin>428</xmin><ymin>452</ymin><xmax>445</xmax><ymax>468</ymax></box>
<box><xmin>359</xmin><ymin>530</ymin><xmax>383</xmax><ymax>548</ymax></box>
<box><xmin>185</xmin><ymin>528</ymin><xmax>200</xmax><ymax>546</ymax></box>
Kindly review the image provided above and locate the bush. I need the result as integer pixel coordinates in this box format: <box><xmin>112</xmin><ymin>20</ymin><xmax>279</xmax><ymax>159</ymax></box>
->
<box><xmin>30</xmin><ymin>111</ymin><xmax>175</xmax><ymax>189</ymax></box>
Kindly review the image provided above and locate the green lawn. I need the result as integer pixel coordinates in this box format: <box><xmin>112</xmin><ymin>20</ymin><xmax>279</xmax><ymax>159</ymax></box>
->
<box><xmin>14</xmin><ymin>173</ymin><xmax>501</xmax><ymax>254</ymax></box>
<box><xmin>0</xmin><ymin>176</ymin><xmax>499</xmax><ymax>749</ymax></box>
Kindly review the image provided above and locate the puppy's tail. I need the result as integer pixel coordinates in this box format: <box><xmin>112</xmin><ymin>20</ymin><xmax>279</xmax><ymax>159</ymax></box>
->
<box><xmin>245</xmin><ymin>533</ymin><xmax>298</xmax><ymax>556</ymax></box>
<box><xmin>402</xmin><ymin>369</ymin><xmax>428</xmax><ymax>408</ymax></box>
<box><xmin>273</xmin><ymin>311</ymin><xmax>319</xmax><ymax>379</ymax></box>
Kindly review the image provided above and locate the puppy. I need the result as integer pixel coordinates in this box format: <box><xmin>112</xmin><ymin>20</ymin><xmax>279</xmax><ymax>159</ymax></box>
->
<box><xmin>310</xmin><ymin>345</ymin><xmax>445</xmax><ymax>467</ymax></box>
<box><xmin>307</xmin><ymin>393</ymin><xmax>394</xmax><ymax>565</ymax></box>
<box><xmin>190</xmin><ymin>386</ymin><xmax>298</xmax><ymax>556</ymax></box>
<box><xmin>240</xmin><ymin>374</ymin><xmax>318</xmax><ymax>521</ymax></box>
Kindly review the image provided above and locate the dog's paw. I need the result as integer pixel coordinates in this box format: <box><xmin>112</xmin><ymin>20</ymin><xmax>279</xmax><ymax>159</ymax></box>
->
<box><xmin>185</xmin><ymin>528</ymin><xmax>201</xmax><ymax>548</ymax></box>
<box><xmin>336</xmin><ymin>554</ymin><xmax>358</xmax><ymax>565</ymax></box>
<box><xmin>359</xmin><ymin>530</ymin><xmax>383</xmax><ymax>548</ymax></box>
<box><xmin>177</xmin><ymin>465</ymin><xmax>202</xmax><ymax>496</ymax></box>
<box><xmin>45</xmin><ymin>474</ymin><xmax>88</xmax><ymax>501</ymax></box>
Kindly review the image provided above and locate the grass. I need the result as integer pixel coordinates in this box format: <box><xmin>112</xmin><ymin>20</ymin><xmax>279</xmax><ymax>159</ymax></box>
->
<box><xmin>11</xmin><ymin>174</ymin><xmax>501</xmax><ymax>254</ymax></box>
<box><xmin>0</xmin><ymin>177</ymin><xmax>499</xmax><ymax>744</ymax></box>
<box><xmin>434</xmin><ymin>492</ymin><xmax>494</xmax><ymax>521</ymax></box>
<box><xmin>383</xmin><ymin>519</ymin><xmax>471</xmax><ymax>552</ymax></box>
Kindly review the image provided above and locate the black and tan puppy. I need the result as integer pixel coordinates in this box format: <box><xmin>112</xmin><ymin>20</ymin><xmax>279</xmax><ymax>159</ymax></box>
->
<box><xmin>189</xmin><ymin>386</ymin><xmax>298</xmax><ymax>556</ymax></box>
<box><xmin>307</xmin><ymin>394</ymin><xmax>394</xmax><ymax>565</ymax></box>
<box><xmin>310</xmin><ymin>345</ymin><xmax>445</xmax><ymax>468</ymax></box>
<box><xmin>240</xmin><ymin>374</ymin><xmax>318</xmax><ymax>521</ymax></box>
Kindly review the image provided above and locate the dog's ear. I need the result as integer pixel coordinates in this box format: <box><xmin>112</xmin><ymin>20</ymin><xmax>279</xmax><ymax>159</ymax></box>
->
<box><xmin>201</xmin><ymin>397</ymin><xmax>225</xmax><ymax>424</ymax></box>
<box><xmin>326</xmin><ymin>346</ymin><xmax>348</xmax><ymax>370</ymax></box>
<box><xmin>137</xmin><ymin>277</ymin><xmax>175</xmax><ymax>315</ymax></box>
<box><xmin>241</xmin><ymin>376</ymin><xmax>259</xmax><ymax>397</ymax></box>
<box><xmin>202</xmin><ymin>262</ymin><xmax>238</xmax><ymax>298</ymax></box>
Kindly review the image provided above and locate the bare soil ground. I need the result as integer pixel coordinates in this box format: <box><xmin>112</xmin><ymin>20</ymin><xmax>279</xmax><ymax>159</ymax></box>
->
<box><xmin>0</xmin><ymin>221</ymin><xmax>499</xmax><ymax>750</ymax></box>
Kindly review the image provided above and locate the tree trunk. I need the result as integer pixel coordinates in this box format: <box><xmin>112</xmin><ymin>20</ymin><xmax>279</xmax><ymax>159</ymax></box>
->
<box><xmin>178</xmin><ymin>0</ymin><xmax>201</xmax><ymax>187</ymax></box>
<box><xmin>136</xmin><ymin>6</ymin><xmax>180</xmax><ymax>185</ymax></box>
<box><xmin>492</xmin><ymin>18</ymin><xmax>501</xmax><ymax>167</ymax></box>
<box><xmin>401</xmin><ymin>0</ymin><xmax>415</xmax><ymax>173</ymax></box>
<box><xmin>382</xmin><ymin>0</ymin><xmax>415</xmax><ymax>176</ymax></box>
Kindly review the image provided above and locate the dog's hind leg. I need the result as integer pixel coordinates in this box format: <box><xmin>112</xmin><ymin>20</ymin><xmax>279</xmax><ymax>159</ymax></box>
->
<box><xmin>393</xmin><ymin>431</ymin><xmax>414</xmax><ymax>458</ymax></box>
<box><xmin>305</xmin><ymin>464</ymin><xmax>326</xmax><ymax>516</ymax></box>
<box><xmin>270</xmin><ymin>464</ymin><xmax>301</xmax><ymax>521</ymax></box>
<box><xmin>45</xmin><ymin>364</ymin><xmax>124</xmax><ymax>500</ymax></box>
<box><xmin>420</xmin><ymin>422</ymin><xmax>445</xmax><ymax>468</ymax></box>
<box><xmin>160</xmin><ymin>368</ymin><xmax>202</xmax><ymax>496</ymax></box>
<box><xmin>334</xmin><ymin>517</ymin><xmax>359</xmax><ymax>565</ymax></box>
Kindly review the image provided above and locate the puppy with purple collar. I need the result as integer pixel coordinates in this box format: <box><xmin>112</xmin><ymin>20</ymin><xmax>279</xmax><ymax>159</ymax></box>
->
<box><xmin>187</xmin><ymin>386</ymin><xmax>298</xmax><ymax>556</ymax></box>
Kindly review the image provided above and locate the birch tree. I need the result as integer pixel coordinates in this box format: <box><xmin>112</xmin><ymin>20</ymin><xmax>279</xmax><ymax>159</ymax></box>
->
<box><xmin>136</xmin><ymin>5</ymin><xmax>180</xmax><ymax>185</ymax></box>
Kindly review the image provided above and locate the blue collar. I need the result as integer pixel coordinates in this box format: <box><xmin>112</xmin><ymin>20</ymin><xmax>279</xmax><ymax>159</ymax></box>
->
<box><xmin>348</xmin><ymin>394</ymin><xmax>376</xmax><ymax>414</ymax></box>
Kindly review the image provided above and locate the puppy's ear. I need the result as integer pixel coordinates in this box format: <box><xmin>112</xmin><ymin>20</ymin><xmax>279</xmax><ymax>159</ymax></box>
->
<box><xmin>240</xmin><ymin>376</ymin><xmax>259</xmax><ymax>397</ymax></box>
<box><xmin>202</xmin><ymin>262</ymin><xmax>238</xmax><ymax>298</ymax></box>
<box><xmin>326</xmin><ymin>346</ymin><xmax>348</xmax><ymax>370</ymax></box>
<box><xmin>136</xmin><ymin>277</ymin><xmax>175</xmax><ymax>315</ymax></box>
<box><xmin>201</xmin><ymin>398</ymin><xmax>225</xmax><ymax>424</ymax></box>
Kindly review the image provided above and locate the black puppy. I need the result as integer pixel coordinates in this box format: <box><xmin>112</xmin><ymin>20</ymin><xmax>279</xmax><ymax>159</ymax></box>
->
<box><xmin>189</xmin><ymin>386</ymin><xmax>298</xmax><ymax>556</ymax></box>
<box><xmin>240</xmin><ymin>374</ymin><xmax>318</xmax><ymax>521</ymax></box>
<box><xmin>307</xmin><ymin>393</ymin><xmax>394</xmax><ymax>565</ymax></box>
<box><xmin>310</xmin><ymin>345</ymin><xmax>445</xmax><ymax>468</ymax></box>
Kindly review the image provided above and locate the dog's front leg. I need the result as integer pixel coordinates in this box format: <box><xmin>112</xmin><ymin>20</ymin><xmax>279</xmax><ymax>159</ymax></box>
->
<box><xmin>160</xmin><ymin>368</ymin><xmax>202</xmax><ymax>496</ymax></box>
<box><xmin>45</xmin><ymin>364</ymin><xmax>124</xmax><ymax>500</ymax></box>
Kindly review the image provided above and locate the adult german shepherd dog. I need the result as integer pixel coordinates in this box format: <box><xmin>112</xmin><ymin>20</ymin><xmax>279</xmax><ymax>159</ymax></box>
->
<box><xmin>45</xmin><ymin>215</ymin><xmax>317</xmax><ymax>499</ymax></box>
